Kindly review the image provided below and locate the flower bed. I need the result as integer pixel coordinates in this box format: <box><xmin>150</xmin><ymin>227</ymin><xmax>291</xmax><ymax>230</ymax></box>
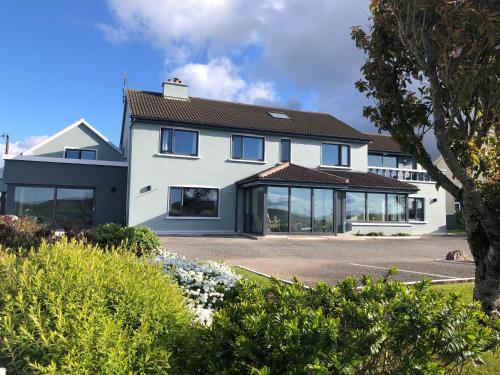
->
<box><xmin>156</xmin><ymin>250</ymin><xmax>241</xmax><ymax>324</ymax></box>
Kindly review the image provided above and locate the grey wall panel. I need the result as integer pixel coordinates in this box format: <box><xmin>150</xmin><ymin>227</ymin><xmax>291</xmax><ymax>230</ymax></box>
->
<box><xmin>4</xmin><ymin>159</ymin><xmax>127</xmax><ymax>225</ymax></box>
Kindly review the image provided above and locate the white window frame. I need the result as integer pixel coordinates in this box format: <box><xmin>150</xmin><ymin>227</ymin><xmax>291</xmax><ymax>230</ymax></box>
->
<box><xmin>166</xmin><ymin>185</ymin><xmax>221</xmax><ymax>220</ymax></box>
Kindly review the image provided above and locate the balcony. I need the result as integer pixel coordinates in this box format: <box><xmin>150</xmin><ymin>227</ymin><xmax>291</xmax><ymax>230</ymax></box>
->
<box><xmin>368</xmin><ymin>167</ymin><xmax>435</xmax><ymax>183</ymax></box>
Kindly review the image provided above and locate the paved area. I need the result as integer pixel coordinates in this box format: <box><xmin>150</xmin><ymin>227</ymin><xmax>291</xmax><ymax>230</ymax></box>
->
<box><xmin>160</xmin><ymin>235</ymin><xmax>474</xmax><ymax>285</ymax></box>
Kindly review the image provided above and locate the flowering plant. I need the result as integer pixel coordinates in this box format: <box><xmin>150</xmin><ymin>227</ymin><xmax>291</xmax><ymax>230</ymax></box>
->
<box><xmin>156</xmin><ymin>250</ymin><xmax>241</xmax><ymax>324</ymax></box>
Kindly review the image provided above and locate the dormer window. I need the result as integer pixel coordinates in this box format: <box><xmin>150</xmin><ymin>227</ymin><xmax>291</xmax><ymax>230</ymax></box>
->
<box><xmin>268</xmin><ymin>112</ymin><xmax>290</xmax><ymax>119</ymax></box>
<box><xmin>64</xmin><ymin>148</ymin><xmax>96</xmax><ymax>160</ymax></box>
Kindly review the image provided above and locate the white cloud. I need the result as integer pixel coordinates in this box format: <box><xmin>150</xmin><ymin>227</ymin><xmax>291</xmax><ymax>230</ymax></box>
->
<box><xmin>0</xmin><ymin>135</ymin><xmax>49</xmax><ymax>169</ymax></box>
<box><xmin>102</xmin><ymin>0</ymin><xmax>371</xmax><ymax>123</ymax></box>
<box><xmin>170</xmin><ymin>58</ymin><xmax>276</xmax><ymax>104</ymax></box>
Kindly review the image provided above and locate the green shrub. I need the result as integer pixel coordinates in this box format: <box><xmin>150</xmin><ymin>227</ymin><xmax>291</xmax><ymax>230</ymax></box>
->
<box><xmin>87</xmin><ymin>224</ymin><xmax>161</xmax><ymax>257</ymax></box>
<box><xmin>392</xmin><ymin>232</ymin><xmax>411</xmax><ymax>236</ymax></box>
<box><xmin>0</xmin><ymin>239</ymin><xmax>192</xmax><ymax>374</ymax></box>
<box><xmin>0</xmin><ymin>215</ymin><xmax>52</xmax><ymax>253</ymax></box>
<box><xmin>187</xmin><ymin>276</ymin><xmax>499</xmax><ymax>374</ymax></box>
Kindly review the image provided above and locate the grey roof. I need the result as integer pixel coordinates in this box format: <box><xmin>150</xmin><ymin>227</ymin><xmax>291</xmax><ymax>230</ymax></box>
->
<box><xmin>127</xmin><ymin>89</ymin><xmax>371</xmax><ymax>142</ymax></box>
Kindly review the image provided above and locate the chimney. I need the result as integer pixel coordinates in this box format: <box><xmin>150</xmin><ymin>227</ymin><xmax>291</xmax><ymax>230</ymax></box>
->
<box><xmin>162</xmin><ymin>78</ymin><xmax>189</xmax><ymax>100</ymax></box>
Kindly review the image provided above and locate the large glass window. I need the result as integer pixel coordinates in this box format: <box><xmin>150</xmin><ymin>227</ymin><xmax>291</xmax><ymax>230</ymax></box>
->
<box><xmin>250</xmin><ymin>187</ymin><xmax>264</xmax><ymax>233</ymax></box>
<box><xmin>367</xmin><ymin>193</ymin><xmax>386</xmax><ymax>221</ymax></box>
<box><xmin>280</xmin><ymin>139</ymin><xmax>291</xmax><ymax>163</ymax></box>
<box><xmin>409</xmin><ymin>197</ymin><xmax>425</xmax><ymax>221</ymax></box>
<box><xmin>161</xmin><ymin>128</ymin><xmax>198</xmax><ymax>156</ymax></box>
<box><xmin>169</xmin><ymin>187</ymin><xmax>218</xmax><ymax>217</ymax></box>
<box><xmin>387</xmin><ymin>194</ymin><xmax>406</xmax><ymax>222</ymax></box>
<box><xmin>313</xmin><ymin>189</ymin><xmax>334</xmax><ymax>232</ymax></box>
<box><xmin>14</xmin><ymin>186</ymin><xmax>94</xmax><ymax>226</ymax></box>
<box><xmin>14</xmin><ymin>187</ymin><xmax>55</xmax><ymax>224</ymax></box>
<box><xmin>267</xmin><ymin>187</ymin><xmax>289</xmax><ymax>232</ymax></box>
<box><xmin>398</xmin><ymin>156</ymin><xmax>417</xmax><ymax>169</ymax></box>
<box><xmin>321</xmin><ymin>144</ymin><xmax>349</xmax><ymax>167</ymax></box>
<box><xmin>367</xmin><ymin>153</ymin><xmax>397</xmax><ymax>168</ymax></box>
<box><xmin>290</xmin><ymin>188</ymin><xmax>312</xmax><ymax>232</ymax></box>
<box><xmin>55</xmin><ymin>189</ymin><xmax>94</xmax><ymax>226</ymax></box>
<box><xmin>65</xmin><ymin>148</ymin><xmax>96</xmax><ymax>160</ymax></box>
<box><xmin>346</xmin><ymin>192</ymin><xmax>365</xmax><ymax>221</ymax></box>
<box><xmin>232</xmin><ymin>135</ymin><xmax>264</xmax><ymax>161</ymax></box>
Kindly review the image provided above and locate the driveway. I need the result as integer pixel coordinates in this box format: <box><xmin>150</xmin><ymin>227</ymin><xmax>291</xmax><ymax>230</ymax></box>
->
<box><xmin>160</xmin><ymin>235</ymin><xmax>474</xmax><ymax>285</ymax></box>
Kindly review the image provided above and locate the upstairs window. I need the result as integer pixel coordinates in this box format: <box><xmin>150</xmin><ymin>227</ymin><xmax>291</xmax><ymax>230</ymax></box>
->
<box><xmin>161</xmin><ymin>128</ymin><xmax>198</xmax><ymax>156</ymax></box>
<box><xmin>369</xmin><ymin>153</ymin><xmax>416</xmax><ymax>169</ymax></box>
<box><xmin>280</xmin><ymin>139</ymin><xmax>291</xmax><ymax>162</ymax></box>
<box><xmin>321</xmin><ymin>143</ymin><xmax>350</xmax><ymax>167</ymax></box>
<box><xmin>231</xmin><ymin>135</ymin><xmax>264</xmax><ymax>161</ymax></box>
<box><xmin>64</xmin><ymin>148</ymin><xmax>96</xmax><ymax>160</ymax></box>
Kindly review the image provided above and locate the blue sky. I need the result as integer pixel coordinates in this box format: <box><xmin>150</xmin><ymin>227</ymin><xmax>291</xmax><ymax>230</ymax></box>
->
<box><xmin>0</xmin><ymin>1</ymin><xmax>376</xmax><ymax>153</ymax></box>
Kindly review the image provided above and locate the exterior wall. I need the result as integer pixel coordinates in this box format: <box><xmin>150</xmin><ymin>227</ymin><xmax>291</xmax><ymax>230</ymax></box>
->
<box><xmin>347</xmin><ymin>182</ymin><xmax>447</xmax><ymax>235</ymax></box>
<box><xmin>30</xmin><ymin>124</ymin><xmax>122</xmax><ymax>161</ymax></box>
<box><xmin>3</xmin><ymin>159</ymin><xmax>127</xmax><ymax>225</ymax></box>
<box><xmin>127</xmin><ymin>121</ymin><xmax>368</xmax><ymax>234</ymax></box>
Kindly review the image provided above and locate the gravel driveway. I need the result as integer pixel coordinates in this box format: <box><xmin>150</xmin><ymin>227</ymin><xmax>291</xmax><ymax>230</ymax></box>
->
<box><xmin>160</xmin><ymin>234</ymin><xmax>474</xmax><ymax>285</ymax></box>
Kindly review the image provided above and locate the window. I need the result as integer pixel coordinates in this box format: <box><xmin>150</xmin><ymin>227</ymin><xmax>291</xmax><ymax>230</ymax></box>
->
<box><xmin>14</xmin><ymin>186</ymin><xmax>94</xmax><ymax>226</ymax></box>
<box><xmin>64</xmin><ymin>148</ymin><xmax>96</xmax><ymax>160</ymax></box>
<box><xmin>161</xmin><ymin>128</ymin><xmax>198</xmax><ymax>156</ymax></box>
<box><xmin>398</xmin><ymin>156</ymin><xmax>417</xmax><ymax>169</ymax></box>
<box><xmin>367</xmin><ymin>193</ymin><xmax>386</xmax><ymax>221</ymax></box>
<box><xmin>387</xmin><ymin>194</ymin><xmax>406</xmax><ymax>222</ymax></box>
<box><xmin>169</xmin><ymin>187</ymin><xmax>218</xmax><ymax>217</ymax></box>
<box><xmin>290</xmin><ymin>188</ymin><xmax>312</xmax><ymax>232</ymax></box>
<box><xmin>267</xmin><ymin>187</ymin><xmax>289</xmax><ymax>232</ymax></box>
<box><xmin>369</xmin><ymin>153</ymin><xmax>417</xmax><ymax>169</ymax></box>
<box><xmin>346</xmin><ymin>192</ymin><xmax>365</xmax><ymax>221</ymax></box>
<box><xmin>250</xmin><ymin>187</ymin><xmax>264</xmax><ymax>233</ymax></box>
<box><xmin>269</xmin><ymin>112</ymin><xmax>290</xmax><ymax>119</ymax></box>
<box><xmin>454</xmin><ymin>200</ymin><xmax>462</xmax><ymax>212</ymax></box>
<box><xmin>409</xmin><ymin>197</ymin><xmax>425</xmax><ymax>221</ymax></box>
<box><xmin>313</xmin><ymin>189</ymin><xmax>334</xmax><ymax>232</ymax></box>
<box><xmin>321</xmin><ymin>143</ymin><xmax>350</xmax><ymax>167</ymax></box>
<box><xmin>280</xmin><ymin>139</ymin><xmax>291</xmax><ymax>163</ymax></box>
<box><xmin>231</xmin><ymin>135</ymin><xmax>264</xmax><ymax>161</ymax></box>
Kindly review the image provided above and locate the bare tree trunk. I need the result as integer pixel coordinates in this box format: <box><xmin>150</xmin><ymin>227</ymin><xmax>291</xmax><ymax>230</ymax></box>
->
<box><xmin>462</xmin><ymin>188</ymin><xmax>500</xmax><ymax>317</ymax></box>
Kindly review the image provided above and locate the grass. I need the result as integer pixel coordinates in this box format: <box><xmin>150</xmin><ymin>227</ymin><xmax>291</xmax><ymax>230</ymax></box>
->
<box><xmin>448</xmin><ymin>228</ymin><xmax>466</xmax><ymax>234</ymax></box>
<box><xmin>234</xmin><ymin>268</ymin><xmax>499</xmax><ymax>374</ymax></box>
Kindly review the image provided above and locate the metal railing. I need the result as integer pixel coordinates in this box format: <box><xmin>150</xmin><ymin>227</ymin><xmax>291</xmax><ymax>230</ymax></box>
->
<box><xmin>368</xmin><ymin>167</ymin><xmax>435</xmax><ymax>182</ymax></box>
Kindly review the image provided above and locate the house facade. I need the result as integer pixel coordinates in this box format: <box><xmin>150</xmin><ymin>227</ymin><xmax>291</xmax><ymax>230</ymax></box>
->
<box><xmin>2</xmin><ymin>80</ymin><xmax>446</xmax><ymax>235</ymax></box>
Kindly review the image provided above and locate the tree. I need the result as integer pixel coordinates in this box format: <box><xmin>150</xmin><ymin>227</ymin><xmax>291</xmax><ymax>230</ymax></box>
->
<box><xmin>351</xmin><ymin>0</ymin><xmax>499</xmax><ymax>315</ymax></box>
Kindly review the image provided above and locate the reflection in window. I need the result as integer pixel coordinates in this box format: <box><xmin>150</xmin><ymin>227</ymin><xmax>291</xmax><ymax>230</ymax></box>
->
<box><xmin>313</xmin><ymin>189</ymin><xmax>334</xmax><ymax>232</ymax></box>
<box><xmin>169</xmin><ymin>187</ymin><xmax>218</xmax><ymax>217</ymax></box>
<box><xmin>346</xmin><ymin>192</ymin><xmax>365</xmax><ymax>221</ymax></box>
<box><xmin>290</xmin><ymin>188</ymin><xmax>311</xmax><ymax>232</ymax></box>
<box><xmin>267</xmin><ymin>187</ymin><xmax>289</xmax><ymax>232</ymax></box>
<box><xmin>14</xmin><ymin>187</ymin><xmax>55</xmax><ymax>224</ymax></box>
<box><xmin>280</xmin><ymin>139</ymin><xmax>291</xmax><ymax>162</ymax></box>
<box><xmin>367</xmin><ymin>193</ymin><xmax>386</xmax><ymax>221</ymax></box>
<box><xmin>250</xmin><ymin>187</ymin><xmax>264</xmax><ymax>233</ymax></box>
<box><xmin>55</xmin><ymin>189</ymin><xmax>94</xmax><ymax>226</ymax></box>
<box><xmin>387</xmin><ymin>194</ymin><xmax>406</xmax><ymax>222</ymax></box>
<box><xmin>65</xmin><ymin>148</ymin><xmax>97</xmax><ymax>160</ymax></box>
<box><xmin>321</xmin><ymin>144</ymin><xmax>349</xmax><ymax>166</ymax></box>
<box><xmin>232</xmin><ymin>135</ymin><xmax>264</xmax><ymax>161</ymax></box>
<box><xmin>409</xmin><ymin>197</ymin><xmax>425</xmax><ymax>221</ymax></box>
<box><xmin>161</xmin><ymin>128</ymin><xmax>198</xmax><ymax>156</ymax></box>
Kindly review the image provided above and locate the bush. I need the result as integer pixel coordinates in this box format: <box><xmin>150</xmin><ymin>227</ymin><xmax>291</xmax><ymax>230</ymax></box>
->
<box><xmin>87</xmin><ymin>223</ymin><xmax>161</xmax><ymax>257</ymax></box>
<box><xmin>392</xmin><ymin>232</ymin><xmax>411</xmax><ymax>236</ymax></box>
<box><xmin>0</xmin><ymin>239</ymin><xmax>192</xmax><ymax>374</ymax></box>
<box><xmin>0</xmin><ymin>215</ymin><xmax>52</xmax><ymax>252</ymax></box>
<box><xmin>186</xmin><ymin>275</ymin><xmax>500</xmax><ymax>374</ymax></box>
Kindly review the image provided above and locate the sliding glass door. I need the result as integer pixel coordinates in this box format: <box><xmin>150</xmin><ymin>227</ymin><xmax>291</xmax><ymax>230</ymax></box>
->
<box><xmin>14</xmin><ymin>186</ymin><xmax>94</xmax><ymax>227</ymax></box>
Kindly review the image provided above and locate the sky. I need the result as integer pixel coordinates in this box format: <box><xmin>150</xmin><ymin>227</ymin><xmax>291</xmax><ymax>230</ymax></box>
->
<box><xmin>0</xmin><ymin>0</ymin><xmax>382</xmax><ymax>159</ymax></box>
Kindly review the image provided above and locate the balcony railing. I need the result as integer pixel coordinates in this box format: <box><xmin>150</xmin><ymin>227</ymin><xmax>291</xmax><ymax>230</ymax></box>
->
<box><xmin>368</xmin><ymin>167</ymin><xmax>435</xmax><ymax>182</ymax></box>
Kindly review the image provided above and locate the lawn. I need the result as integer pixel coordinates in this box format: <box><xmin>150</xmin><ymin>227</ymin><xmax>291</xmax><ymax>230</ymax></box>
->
<box><xmin>233</xmin><ymin>268</ymin><xmax>499</xmax><ymax>375</ymax></box>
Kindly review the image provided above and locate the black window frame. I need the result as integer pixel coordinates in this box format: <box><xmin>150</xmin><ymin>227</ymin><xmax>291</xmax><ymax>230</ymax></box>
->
<box><xmin>408</xmin><ymin>197</ymin><xmax>425</xmax><ymax>221</ymax></box>
<box><xmin>160</xmin><ymin>128</ymin><xmax>199</xmax><ymax>157</ymax></box>
<box><xmin>168</xmin><ymin>186</ymin><xmax>220</xmax><ymax>218</ymax></box>
<box><xmin>368</xmin><ymin>152</ymin><xmax>417</xmax><ymax>169</ymax></box>
<box><xmin>231</xmin><ymin>134</ymin><xmax>265</xmax><ymax>161</ymax></box>
<box><xmin>345</xmin><ymin>191</ymin><xmax>409</xmax><ymax>223</ymax></box>
<box><xmin>321</xmin><ymin>143</ymin><xmax>350</xmax><ymax>167</ymax></box>
<box><xmin>64</xmin><ymin>148</ymin><xmax>97</xmax><ymax>160</ymax></box>
<box><xmin>280</xmin><ymin>139</ymin><xmax>291</xmax><ymax>163</ymax></box>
